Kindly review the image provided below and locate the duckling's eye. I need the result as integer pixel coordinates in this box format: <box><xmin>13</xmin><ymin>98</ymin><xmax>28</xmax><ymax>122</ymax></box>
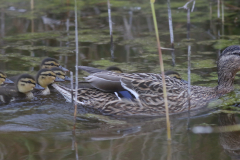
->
<box><xmin>48</xmin><ymin>73</ymin><xmax>52</xmax><ymax>76</ymax></box>
<box><xmin>50</xmin><ymin>63</ymin><xmax>55</xmax><ymax>66</ymax></box>
<box><xmin>28</xmin><ymin>80</ymin><xmax>31</xmax><ymax>83</ymax></box>
<box><xmin>56</xmin><ymin>73</ymin><xmax>61</xmax><ymax>75</ymax></box>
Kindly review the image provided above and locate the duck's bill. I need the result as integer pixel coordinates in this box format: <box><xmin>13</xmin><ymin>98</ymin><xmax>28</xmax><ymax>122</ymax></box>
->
<box><xmin>55</xmin><ymin>76</ymin><xmax>65</xmax><ymax>82</ymax></box>
<box><xmin>64</xmin><ymin>76</ymin><xmax>71</xmax><ymax>81</ymax></box>
<box><xmin>181</xmin><ymin>79</ymin><xmax>188</xmax><ymax>84</ymax></box>
<box><xmin>34</xmin><ymin>84</ymin><xmax>45</xmax><ymax>90</ymax></box>
<box><xmin>59</xmin><ymin>65</ymin><xmax>69</xmax><ymax>72</ymax></box>
<box><xmin>4</xmin><ymin>78</ymin><xmax>14</xmax><ymax>84</ymax></box>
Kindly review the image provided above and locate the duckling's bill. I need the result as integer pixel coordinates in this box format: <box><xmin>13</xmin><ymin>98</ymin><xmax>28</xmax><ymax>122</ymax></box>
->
<box><xmin>4</xmin><ymin>78</ymin><xmax>14</xmax><ymax>84</ymax></box>
<box><xmin>34</xmin><ymin>84</ymin><xmax>45</xmax><ymax>90</ymax></box>
<box><xmin>55</xmin><ymin>76</ymin><xmax>65</xmax><ymax>82</ymax></box>
<box><xmin>59</xmin><ymin>65</ymin><xmax>69</xmax><ymax>72</ymax></box>
<box><xmin>64</xmin><ymin>76</ymin><xmax>71</xmax><ymax>81</ymax></box>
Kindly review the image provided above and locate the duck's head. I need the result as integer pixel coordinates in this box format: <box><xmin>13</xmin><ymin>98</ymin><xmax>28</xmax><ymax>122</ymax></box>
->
<box><xmin>36</xmin><ymin>68</ymin><xmax>64</xmax><ymax>89</ymax></box>
<box><xmin>16</xmin><ymin>74</ymin><xmax>44</xmax><ymax>94</ymax></box>
<box><xmin>40</xmin><ymin>57</ymin><xmax>69</xmax><ymax>72</ymax></box>
<box><xmin>106</xmin><ymin>66</ymin><xmax>123</xmax><ymax>73</ymax></box>
<box><xmin>165</xmin><ymin>70</ymin><xmax>187</xmax><ymax>83</ymax></box>
<box><xmin>0</xmin><ymin>71</ymin><xmax>14</xmax><ymax>85</ymax></box>
<box><xmin>217</xmin><ymin>45</ymin><xmax>240</xmax><ymax>91</ymax></box>
<box><xmin>51</xmin><ymin>67</ymin><xmax>71</xmax><ymax>81</ymax></box>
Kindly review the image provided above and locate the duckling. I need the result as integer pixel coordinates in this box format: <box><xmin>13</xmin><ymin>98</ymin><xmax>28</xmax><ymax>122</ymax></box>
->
<box><xmin>0</xmin><ymin>71</ymin><xmax>14</xmax><ymax>85</ymax></box>
<box><xmin>40</xmin><ymin>57</ymin><xmax>69</xmax><ymax>72</ymax></box>
<box><xmin>0</xmin><ymin>74</ymin><xmax>44</xmax><ymax>104</ymax></box>
<box><xmin>51</xmin><ymin>67</ymin><xmax>71</xmax><ymax>81</ymax></box>
<box><xmin>164</xmin><ymin>70</ymin><xmax>187</xmax><ymax>83</ymax></box>
<box><xmin>35</xmin><ymin>68</ymin><xmax>64</xmax><ymax>95</ymax></box>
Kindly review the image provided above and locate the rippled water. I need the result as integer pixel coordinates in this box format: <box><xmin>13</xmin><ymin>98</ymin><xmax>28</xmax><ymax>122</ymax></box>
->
<box><xmin>1</xmin><ymin>0</ymin><xmax>240</xmax><ymax>159</ymax></box>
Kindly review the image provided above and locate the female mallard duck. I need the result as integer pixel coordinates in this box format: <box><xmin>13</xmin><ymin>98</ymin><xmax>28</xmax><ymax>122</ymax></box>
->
<box><xmin>0</xmin><ymin>71</ymin><xmax>14</xmax><ymax>85</ymax></box>
<box><xmin>41</xmin><ymin>57</ymin><xmax>69</xmax><ymax>72</ymax></box>
<box><xmin>35</xmin><ymin>68</ymin><xmax>65</xmax><ymax>95</ymax></box>
<box><xmin>0</xmin><ymin>74</ymin><xmax>44</xmax><ymax>104</ymax></box>
<box><xmin>53</xmin><ymin>45</ymin><xmax>240</xmax><ymax>116</ymax></box>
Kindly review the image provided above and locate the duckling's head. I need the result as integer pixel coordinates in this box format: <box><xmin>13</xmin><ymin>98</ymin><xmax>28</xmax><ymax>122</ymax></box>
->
<box><xmin>51</xmin><ymin>67</ymin><xmax>71</xmax><ymax>81</ymax></box>
<box><xmin>40</xmin><ymin>57</ymin><xmax>69</xmax><ymax>72</ymax></box>
<box><xmin>217</xmin><ymin>45</ymin><xmax>240</xmax><ymax>90</ymax></box>
<box><xmin>16</xmin><ymin>74</ymin><xmax>37</xmax><ymax>93</ymax></box>
<box><xmin>165</xmin><ymin>71</ymin><xmax>181</xmax><ymax>79</ymax></box>
<box><xmin>106</xmin><ymin>66</ymin><xmax>123</xmax><ymax>73</ymax></box>
<box><xmin>36</xmin><ymin>68</ymin><xmax>58</xmax><ymax>88</ymax></box>
<box><xmin>0</xmin><ymin>71</ymin><xmax>7</xmax><ymax>85</ymax></box>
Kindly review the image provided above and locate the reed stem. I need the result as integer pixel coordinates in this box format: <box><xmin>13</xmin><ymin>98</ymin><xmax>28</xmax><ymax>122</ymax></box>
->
<box><xmin>74</xmin><ymin>0</ymin><xmax>79</xmax><ymax>122</ymax></box>
<box><xmin>70</xmin><ymin>71</ymin><xmax>73</xmax><ymax>103</ymax></box>
<box><xmin>167</xmin><ymin>0</ymin><xmax>175</xmax><ymax>66</ymax></box>
<box><xmin>107</xmin><ymin>0</ymin><xmax>114</xmax><ymax>60</ymax></box>
<box><xmin>150</xmin><ymin>0</ymin><xmax>171</xmax><ymax>141</ymax></box>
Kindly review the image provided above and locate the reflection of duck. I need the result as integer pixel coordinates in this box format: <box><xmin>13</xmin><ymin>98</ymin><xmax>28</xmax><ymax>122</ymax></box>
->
<box><xmin>35</xmin><ymin>69</ymin><xmax>64</xmax><ymax>95</ymax></box>
<box><xmin>0</xmin><ymin>71</ymin><xmax>14</xmax><ymax>85</ymax></box>
<box><xmin>54</xmin><ymin>45</ymin><xmax>240</xmax><ymax>116</ymax></box>
<box><xmin>219</xmin><ymin>113</ymin><xmax>240</xmax><ymax>159</ymax></box>
<box><xmin>0</xmin><ymin>74</ymin><xmax>44</xmax><ymax>104</ymax></box>
<box><xmin>40</xmin><ymin>57</ymin><xmax>69</xmax><ymax>72</ymax></box>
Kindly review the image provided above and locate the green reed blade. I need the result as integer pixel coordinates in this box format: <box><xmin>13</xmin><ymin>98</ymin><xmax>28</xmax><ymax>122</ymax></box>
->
<box><xmin>150</xmin><ymin>0</ymin><xmax>171</xmax><ymax>141</ymax></box>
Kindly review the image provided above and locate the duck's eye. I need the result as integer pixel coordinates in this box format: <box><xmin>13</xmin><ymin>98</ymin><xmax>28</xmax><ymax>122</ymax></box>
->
<box><xmin>50</xmin><ymin>63</ymin><xmax>54</xmax><ymax>66</ymax></box>
<box><xmin>28</xmin><ymin>80</ymin><xmax>31</xmax><ymax>83</ymax></box>
<box><xmin>48</xmin><ymin>73</ymin><xmax>52</xmax><ymax>76</ymax></box>
<box><xmin>57</xmin><ymin>73</ymin><xmax>61</xmax><ymax>75</ymax></box>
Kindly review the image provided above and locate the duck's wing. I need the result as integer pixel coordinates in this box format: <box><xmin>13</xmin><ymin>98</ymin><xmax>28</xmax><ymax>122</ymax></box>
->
<box><xmin>78</xmin><ymin>66</ymin><xmax>105</xmax><ymax>74</ymax></box>
<box><xmin>84</xmin><ymin>72</ymin><xmax>125</xmax><ymax>92</ymax></box>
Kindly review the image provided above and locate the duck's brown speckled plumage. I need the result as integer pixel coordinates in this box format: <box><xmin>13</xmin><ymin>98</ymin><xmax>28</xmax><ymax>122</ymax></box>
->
<box><xmin>54</xmin><ymin>45</ymin><xmax>240</xmax><ymax>116</ymax></box>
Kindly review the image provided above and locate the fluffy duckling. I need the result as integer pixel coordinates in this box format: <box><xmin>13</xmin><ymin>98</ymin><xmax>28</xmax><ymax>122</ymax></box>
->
<box><xmin>0</xmin><ymin>71</ymin><xmax>14</xmax><ymax>85</ymax></box>
<box><xmin>35</xmin><ymin>68</ymin><xmax>64</xmax><ymax>95</ymax></box>
<box><xmin>164</xmin><ymin>70</ymin><xmax>187</xmax><ymax>83</ymax></box>
<box><xmin>0</xmin><ymin>74</ymin><xmax>44</xmax><ymax>104</ymax></box>
<box><xmin>106</xmin><ymin>66</ymin><xmax>123</xmax><ymax>73</ymax></box>
<box><xmin>51</xmin><ymin>67</ymin><xmax>71</xmax><ymax>81</ymax></box>
<box><xmin>40</xmin><ymin>57</ymin><xmax>69</xmax><ymax>72</ymax></box>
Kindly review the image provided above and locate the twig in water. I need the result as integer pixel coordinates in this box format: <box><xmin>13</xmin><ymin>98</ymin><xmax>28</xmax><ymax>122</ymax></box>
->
<box><xmin>178</xmin><ymin>0</ymin><xmax>196</xmax><ymax>129</ymax></box>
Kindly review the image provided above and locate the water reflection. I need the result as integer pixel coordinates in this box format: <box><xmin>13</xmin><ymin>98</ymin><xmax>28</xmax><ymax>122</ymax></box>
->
<box><xmin>219</xmin><ymin>113</ymin><xmax>240</xmax><ymax>160</ymax></box>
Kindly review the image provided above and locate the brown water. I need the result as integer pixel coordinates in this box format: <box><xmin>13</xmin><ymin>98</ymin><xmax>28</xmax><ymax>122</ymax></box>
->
<box><xmin>1</xmin><ymin>0</ymin><xmax>240</xmax><ymax>159</ymax></box>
